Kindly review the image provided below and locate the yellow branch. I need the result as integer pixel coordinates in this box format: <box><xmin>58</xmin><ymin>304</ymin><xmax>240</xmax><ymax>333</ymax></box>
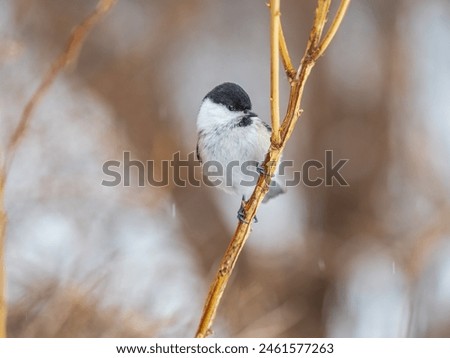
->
<box><xmin>308</xmin><ymin>0</ymin><xmax>331</xmax><ymax>52</ymax></box>
<box><xmin>0</xmin><ymin>172</ymin><xmax>6</xmax><ymax>338</ymax></box>
<box><xmin>279</xmin><ymin>24</ymin><xmax>295</xmax><ymax>80</ymax></box>
<box><xmin>270</xmin><ymin>0</ymin><xmax>281</xmax><ymax>145</ymax></box>
<box><xmin>314</xmin><ymin>0</ymin><xmax>351</xmax><ymax>60</ymax></box>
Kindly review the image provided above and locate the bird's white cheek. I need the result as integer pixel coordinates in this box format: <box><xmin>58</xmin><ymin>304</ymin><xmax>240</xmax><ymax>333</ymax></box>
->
<box><xmin>196</xmin><ymin>99</ymin><xmax>238</xmax><ymax>131</ymax></box>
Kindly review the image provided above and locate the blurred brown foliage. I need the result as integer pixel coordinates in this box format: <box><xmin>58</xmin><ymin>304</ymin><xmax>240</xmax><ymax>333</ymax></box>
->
<box><xmin>8</xmin><ymin>279</ymin><xmax>158</xmax><ymax>338</ymax></box>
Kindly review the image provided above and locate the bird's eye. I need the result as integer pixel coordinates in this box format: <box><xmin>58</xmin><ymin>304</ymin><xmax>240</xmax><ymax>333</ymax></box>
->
<box><xmin>227</xmin><ymin>105</ymin><xmax>235</xmax><ymax>111</ymax></box>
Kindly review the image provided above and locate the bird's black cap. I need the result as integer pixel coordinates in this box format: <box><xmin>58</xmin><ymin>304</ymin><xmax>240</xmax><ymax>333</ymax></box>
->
<box><xmin>204</xmin><ymin>82</ymin><xmax>252</xmax><ymax>112</ymax></box>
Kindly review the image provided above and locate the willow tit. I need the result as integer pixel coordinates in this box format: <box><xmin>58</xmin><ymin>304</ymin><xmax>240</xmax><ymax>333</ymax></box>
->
<box><xmin>196</xmin><ymin>82</ymin><xmax>285</xmax><ymax>221</ymax></box>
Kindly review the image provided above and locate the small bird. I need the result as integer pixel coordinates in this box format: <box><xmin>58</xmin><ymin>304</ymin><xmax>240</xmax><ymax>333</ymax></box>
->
<box><xmin>196</xmin><ymin>82</ymin><xmax>285</xmax><ymax>222</ymax></box>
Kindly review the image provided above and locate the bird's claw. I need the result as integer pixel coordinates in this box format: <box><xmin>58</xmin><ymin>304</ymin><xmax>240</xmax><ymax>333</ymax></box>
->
<box><xmin>237</xmin><ymin>196</ymin><xmax>258</xmax><ymax>224</ymax></box>
<box><xmin>256</xmin><ymin>164</ymin><xmax>266</xmax><ymax>176</ymax></box>
<box><xmin>257</xmin><ymin>163</ymin><xmax>274</xmax><ymax>178</ymax></box>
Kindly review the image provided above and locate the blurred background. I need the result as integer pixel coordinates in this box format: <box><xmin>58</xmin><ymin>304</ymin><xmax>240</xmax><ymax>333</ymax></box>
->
<box><xmin>1</xmin><ymin>0</ymin><xmax>450</xmax><ymax>337</ymax></box>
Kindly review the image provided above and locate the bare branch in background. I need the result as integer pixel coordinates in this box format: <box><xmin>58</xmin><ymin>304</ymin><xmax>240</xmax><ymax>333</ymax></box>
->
<box><xmin>195</xmin><ymin>0</ymin><xmax>351</xmax><ymax>338</ymax></box>
<box><xmin>4</xmin><ymin>0</ymin><xmax>116</xmax><ymax>174</ymax></box>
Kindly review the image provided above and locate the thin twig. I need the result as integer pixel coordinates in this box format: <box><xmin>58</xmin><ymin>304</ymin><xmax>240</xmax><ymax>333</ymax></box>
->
<box><xmin>195</xmin><ymin>0</ymin><xmax>350</xmax><ymax>338</ymax></box>
<box><xmin>0</xmin><ymin>0</ymin><xmax>116</xmax><ymax>339</ymax></box>
<box><xmin>307</xmin><ymin>0</ymin><xmax>331</xmax><ymax>55</ymax></box>
<box><xmin>270</xmin><ymin>0</ymin><xmax>281</xmax><ymax>145</ymax></box>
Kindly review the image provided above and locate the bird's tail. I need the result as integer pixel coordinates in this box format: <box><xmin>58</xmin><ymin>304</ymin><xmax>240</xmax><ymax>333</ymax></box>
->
<box><xmin>263</xmin><ymin>179</ymin><xmax>286</xmax><ymax>203</ymax></box>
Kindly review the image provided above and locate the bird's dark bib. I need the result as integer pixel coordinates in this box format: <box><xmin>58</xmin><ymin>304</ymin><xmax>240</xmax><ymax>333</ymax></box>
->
<box><xmin>237</xmin><ymin>116</ymin><xmax>253</xmax><ymax>127</ymax></box>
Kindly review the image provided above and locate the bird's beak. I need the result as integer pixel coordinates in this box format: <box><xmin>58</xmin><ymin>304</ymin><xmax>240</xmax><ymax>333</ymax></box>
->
<box><xmin>244</xmin><ymin>110</ymin><xmax>258</xmax><ymax>118</ymax></box>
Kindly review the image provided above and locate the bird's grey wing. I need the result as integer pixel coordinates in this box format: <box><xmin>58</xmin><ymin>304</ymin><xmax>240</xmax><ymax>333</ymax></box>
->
<box><xmin>263</xmin><ymin>122</ymin><xmax>272</xmax><ymax>132</ymax></box>
<box><xmin>263</xmin><ymin>179</ymin><xmax>286</xmax><ymax>203</ymax></box>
